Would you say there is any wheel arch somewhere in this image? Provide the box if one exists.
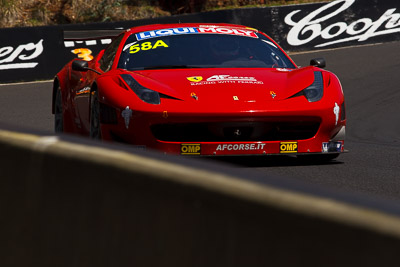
[90,82,98,93]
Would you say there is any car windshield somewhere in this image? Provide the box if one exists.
[118,28,295,70]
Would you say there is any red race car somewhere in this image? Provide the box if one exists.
[52,23,346,160]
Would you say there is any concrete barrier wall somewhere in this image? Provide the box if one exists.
[2,128,400,266]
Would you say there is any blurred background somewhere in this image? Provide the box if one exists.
[0,0,330,28]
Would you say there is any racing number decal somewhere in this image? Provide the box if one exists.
[130,40,169,54]
[181,144,201,155]
[72,48,93,61]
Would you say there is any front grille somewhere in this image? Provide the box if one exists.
[151,121,320,142]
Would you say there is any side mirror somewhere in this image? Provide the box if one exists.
[72,60,102,75]
[72,60,89,72]
[310,58,326,68]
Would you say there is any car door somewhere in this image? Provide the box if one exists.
[73,34,124,134]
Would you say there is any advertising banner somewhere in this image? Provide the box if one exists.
[266,0,400,51]
[0,27,64,83]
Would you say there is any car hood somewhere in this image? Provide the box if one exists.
[124,67,316,103]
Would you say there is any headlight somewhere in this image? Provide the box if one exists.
[303,71,324,102]
[120,74,160,104]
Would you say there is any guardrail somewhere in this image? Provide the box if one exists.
[2,127,400,266]
[1,0,399,83]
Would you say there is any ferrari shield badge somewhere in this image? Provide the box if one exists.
[187,76,203,82]
[270,91,276,99]
[121,106,133,129]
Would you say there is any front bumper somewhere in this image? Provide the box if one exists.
[101,110,346,156]
[155,138,345,156]
[99,90,346,156]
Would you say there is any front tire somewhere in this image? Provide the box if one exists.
[54,87,63,133]
[89,90,102,139]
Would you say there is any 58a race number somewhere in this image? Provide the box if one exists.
[130,40,169,54]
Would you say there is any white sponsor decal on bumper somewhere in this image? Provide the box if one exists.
[216,143,266,151]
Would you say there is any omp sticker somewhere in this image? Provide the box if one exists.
[72,48,93,61]
[136,27,258,41]
[187,76,203,82]
[181,144,201,155]
[129,40,168,54]
[280,142,298,153]
[216,143,266,151]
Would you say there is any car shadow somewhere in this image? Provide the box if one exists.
[205,155,344,168]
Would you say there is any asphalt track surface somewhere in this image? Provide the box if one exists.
[1,41,399,202]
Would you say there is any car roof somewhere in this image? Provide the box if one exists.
[125,23,259,35]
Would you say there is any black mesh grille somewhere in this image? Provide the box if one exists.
[341,102,346,121]
[151,121,320,142]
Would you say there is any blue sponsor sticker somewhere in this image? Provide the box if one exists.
[322,141,343,153]
[136,27,199,40]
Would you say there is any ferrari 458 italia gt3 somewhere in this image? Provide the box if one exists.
[53,23,346,160]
